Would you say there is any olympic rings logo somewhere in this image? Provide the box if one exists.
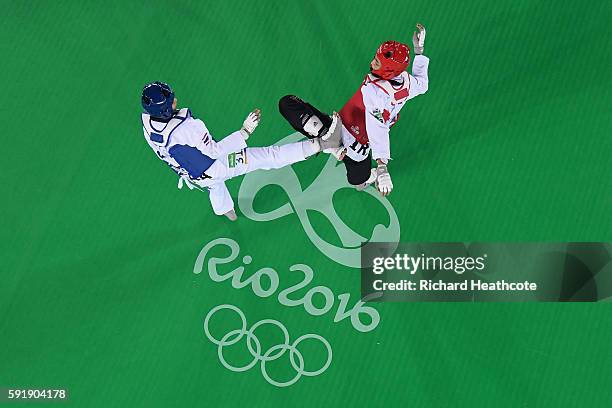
[203,304,333,387]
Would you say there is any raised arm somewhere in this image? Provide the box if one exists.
[409,23,429,97]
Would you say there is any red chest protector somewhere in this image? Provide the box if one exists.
[339,72,410,144]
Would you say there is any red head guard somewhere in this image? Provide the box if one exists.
[370,41,410,80]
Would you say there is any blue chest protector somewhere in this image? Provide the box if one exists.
[168,144,215,179]
[142,108,215,180]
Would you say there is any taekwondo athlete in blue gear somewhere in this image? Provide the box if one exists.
[140,81,343,221]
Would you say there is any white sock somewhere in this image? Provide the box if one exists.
[301,139,321,158]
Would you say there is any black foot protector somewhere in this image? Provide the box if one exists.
[278,95,333,139]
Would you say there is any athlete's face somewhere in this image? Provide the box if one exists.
[370,56,382,71]
[172,98,177,110]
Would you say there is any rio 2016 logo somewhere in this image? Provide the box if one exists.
[238,133,400,268]
[197,132,401,386]
[194,237,381,333]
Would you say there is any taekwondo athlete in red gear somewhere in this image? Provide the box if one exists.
[338,23,429,196]
[278,23,429,197]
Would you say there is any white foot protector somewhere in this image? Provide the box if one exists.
[223,209,238,221]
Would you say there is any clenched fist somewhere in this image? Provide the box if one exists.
[375,164,393,196]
